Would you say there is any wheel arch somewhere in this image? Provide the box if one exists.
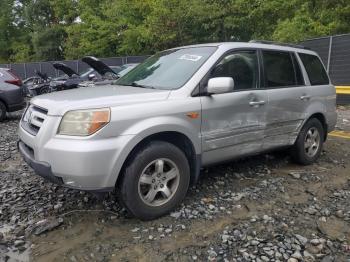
[306,112,328,141]
[115,131,201,189]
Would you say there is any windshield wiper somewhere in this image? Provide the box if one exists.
[130,82,154,89]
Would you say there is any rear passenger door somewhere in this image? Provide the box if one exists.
[261,50,307,150]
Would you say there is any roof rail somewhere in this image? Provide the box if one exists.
[249,40,310,50]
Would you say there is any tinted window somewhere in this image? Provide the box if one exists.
[262,51,297,87]
[299,53,330,85]
[210,50,258,90]
[116,47,217,90]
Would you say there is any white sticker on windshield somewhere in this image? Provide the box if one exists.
[179,54,202,62]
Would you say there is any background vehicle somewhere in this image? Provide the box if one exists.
[49,62,81,92]
[0,68,25,121]
[78,63,138,88]
[18,42,336,220]
[50,57,123,91]
[23,71,51,97]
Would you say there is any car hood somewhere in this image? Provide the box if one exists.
[31,85,171,116]
[82,56,115,76]
[53,63,78,77]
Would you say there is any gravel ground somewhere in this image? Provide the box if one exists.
[0,107,350,262]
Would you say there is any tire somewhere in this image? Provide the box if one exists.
[291,118,324,165]
[39,87,49,95]
[118,141,190,220]
[0,101,6,122]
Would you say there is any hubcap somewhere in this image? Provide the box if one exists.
[304,127,320,158]
[138,158,180,207]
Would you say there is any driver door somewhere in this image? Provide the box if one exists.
[200,50,268,165]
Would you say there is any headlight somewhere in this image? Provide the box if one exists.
[58,108,110,136]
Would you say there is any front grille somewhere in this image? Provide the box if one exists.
[21,105,48,136]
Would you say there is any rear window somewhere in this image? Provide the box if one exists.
[299,53,330,85]
[262,50,300,87]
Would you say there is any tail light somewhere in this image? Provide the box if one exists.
[5,70,22,86]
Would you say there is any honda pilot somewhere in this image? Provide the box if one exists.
[18,42,337,220]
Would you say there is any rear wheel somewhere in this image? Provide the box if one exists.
[0,101,6,122]
[118,141,190,220]
[291,118,324,165]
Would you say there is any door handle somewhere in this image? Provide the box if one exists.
[300,95,311,100]
[249,101,266,106]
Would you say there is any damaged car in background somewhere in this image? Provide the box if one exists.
[50,57,122,91]
[24,57,131,96]
[23,71,51,96]
[78,61,138,88]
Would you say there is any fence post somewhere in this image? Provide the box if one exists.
[327,36,333,73]
[24,63,27,79]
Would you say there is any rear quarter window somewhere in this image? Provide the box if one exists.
[298,53,330,85]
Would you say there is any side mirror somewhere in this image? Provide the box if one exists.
[88,73,96,81]
[207,77,234,95]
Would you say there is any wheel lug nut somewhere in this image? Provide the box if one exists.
[152,179,155,183]
[160,184,164,188]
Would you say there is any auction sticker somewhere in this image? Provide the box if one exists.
[179,54,202,62]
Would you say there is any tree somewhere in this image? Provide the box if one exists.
[0,0,16,62]
[1,0,350,62]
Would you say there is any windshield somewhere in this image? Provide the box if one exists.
[115,46,217,90]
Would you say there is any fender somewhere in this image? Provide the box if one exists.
[105,116,201,187]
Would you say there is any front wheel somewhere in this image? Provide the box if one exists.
[291,118,324,165]
[117,141,190,220]
[39,87,50,95]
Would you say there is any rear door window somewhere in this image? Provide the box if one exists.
[298,53,330,85]
[262,50,299,88]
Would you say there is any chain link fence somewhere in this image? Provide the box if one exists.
[0,56,149,80]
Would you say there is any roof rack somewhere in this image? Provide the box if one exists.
[249,40,310,50]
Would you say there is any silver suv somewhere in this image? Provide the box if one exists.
[18,42,337,220]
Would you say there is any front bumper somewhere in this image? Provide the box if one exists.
[18,140,64,185]
[18,121,134,191]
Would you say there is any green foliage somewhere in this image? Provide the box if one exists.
[1,0,350,63]
[0,0,16,62]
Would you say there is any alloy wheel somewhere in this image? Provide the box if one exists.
[304,127,321,158]
[138,158,180,207]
